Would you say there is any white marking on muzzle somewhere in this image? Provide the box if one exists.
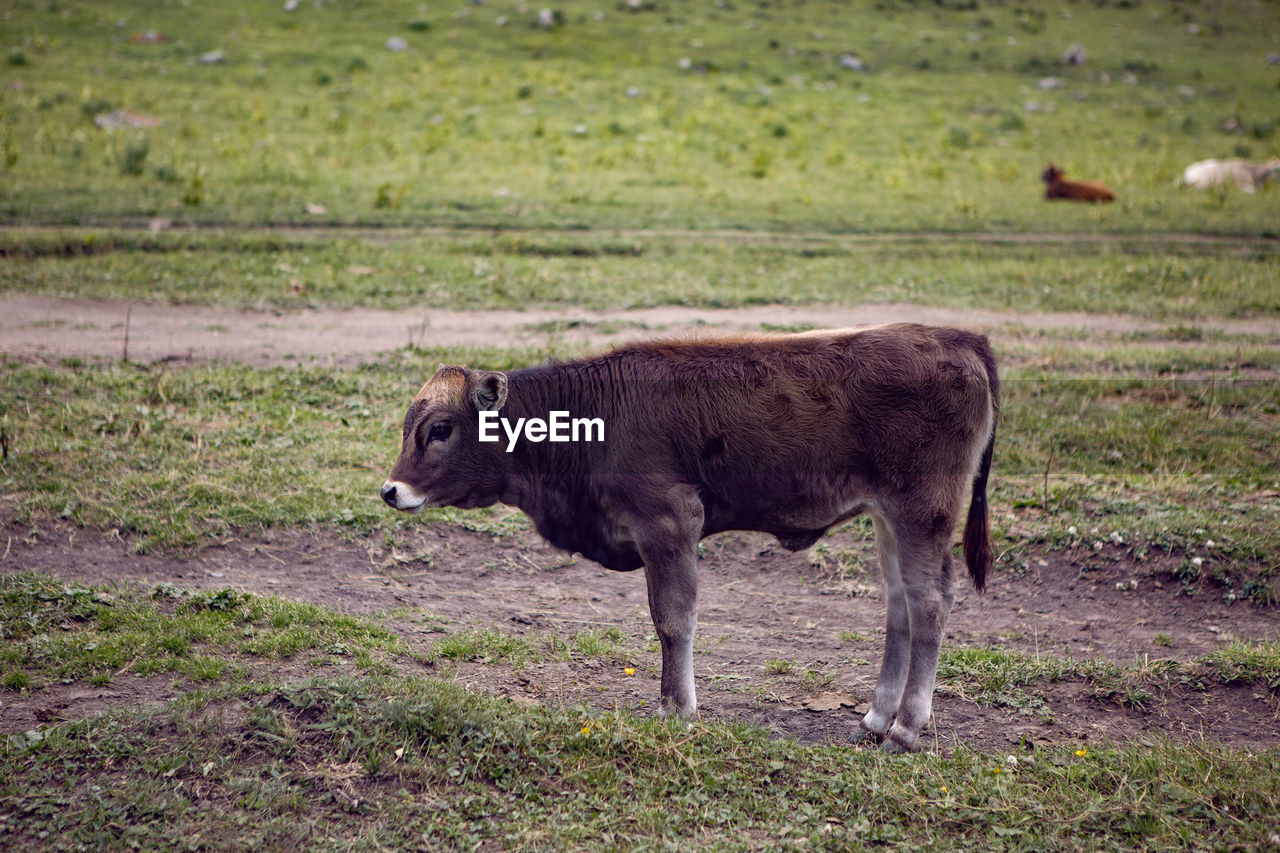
[382,480,428,513]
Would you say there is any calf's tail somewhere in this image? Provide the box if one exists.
[962,429,995,593]
[962,353,1000,593]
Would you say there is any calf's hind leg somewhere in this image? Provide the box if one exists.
[855,514,908,742]
[881,534,955,753]
[854,515,956,752]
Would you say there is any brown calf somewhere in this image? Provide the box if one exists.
[1041,163,1116,202]
[381,324,999,752]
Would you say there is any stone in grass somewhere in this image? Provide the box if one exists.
[94,110,161,130]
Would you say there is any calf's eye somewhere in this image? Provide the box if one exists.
[428,423,452,443]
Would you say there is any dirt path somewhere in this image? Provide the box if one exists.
[3,520,1278,753]
[6,295,1280,367]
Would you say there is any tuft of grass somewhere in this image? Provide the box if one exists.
[939,641,1280,714]
[572,627,626,658]
[429,625,632,668]
[432,628,543,667]
[116,137,150,177]
[798,667,836,691]
[0,573,408,691]
[1204,639,1280,690]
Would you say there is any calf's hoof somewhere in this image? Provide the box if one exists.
[879,737,912,754]
[880,726,917,753]
[656,697,696,719]
[848,725,884,747]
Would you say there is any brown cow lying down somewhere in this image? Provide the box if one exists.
[382,324,999,752]
[1041,163,1115,202]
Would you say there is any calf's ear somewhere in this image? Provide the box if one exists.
[473,371,508,411]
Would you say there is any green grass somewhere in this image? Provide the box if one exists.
[993,372,1280,600]
[937,640,1280,720]
[572,626,628,659]
[2,0,1279,234]
[3,349,1278,590]
[0,572,409,690]
[0,348,548,551]
[936,635,1280,712]
[1205,639,1280,689]
[434,627,545,667]
[1002,375,1279,486]
[3,228,1280,320]
[431,625,632,668]
[2,574,1277,850]
[1000,332,1280,375]
[2,674,1278,851]
[937,644,1227,714]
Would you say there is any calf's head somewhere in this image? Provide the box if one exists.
[380,365,508,512]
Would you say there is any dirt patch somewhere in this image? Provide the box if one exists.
[3,518,1277,753]
[0,674,184,734]
[5,295,1280,368]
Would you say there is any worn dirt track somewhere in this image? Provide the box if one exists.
[6,295,1280,368]
[3,518,1278,754]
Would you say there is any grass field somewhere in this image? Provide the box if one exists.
[3,572,1279,850]
[3,0,1279,233]
[8,669,1277,850]
[2,228,1279,318]
[3,0,1280,849]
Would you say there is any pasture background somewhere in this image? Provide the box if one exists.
[2,0,1279,232]
[3,0,1280,849]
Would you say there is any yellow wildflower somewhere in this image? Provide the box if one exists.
[624,667,635,675]
[580,724,591,735]
[1075,748,1088,757]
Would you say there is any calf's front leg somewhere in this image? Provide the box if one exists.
[640,539,700,716]
[629,486,704,717]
